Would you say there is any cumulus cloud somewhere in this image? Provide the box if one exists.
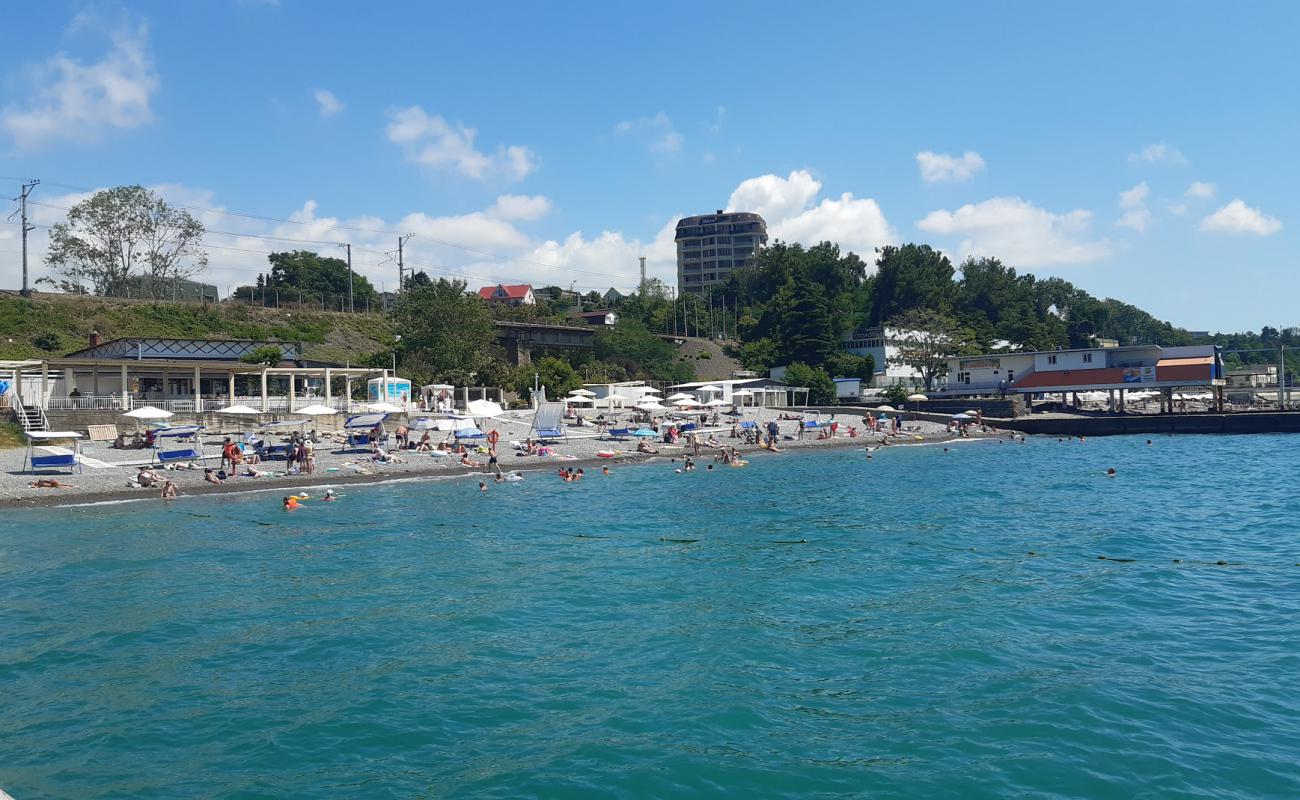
[916,150,985,183]
[1128,141,1188,166]
[1117,182,1152,233]
[1,18,158,149]
[726,170,897,259]
[312,88,343,117]
[1185,181,1216,199]
[386,105,539,181]
[1200,200,1282,236]
[487,194,552,222]
[614,111,682,154]
[916,196,1112,267]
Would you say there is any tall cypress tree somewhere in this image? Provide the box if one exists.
[778,271,836,367]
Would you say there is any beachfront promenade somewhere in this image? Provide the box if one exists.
[0,407,962,507]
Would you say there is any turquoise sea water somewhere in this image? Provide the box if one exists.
[3,434,1300,798]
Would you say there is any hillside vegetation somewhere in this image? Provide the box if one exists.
[0,293,396,364]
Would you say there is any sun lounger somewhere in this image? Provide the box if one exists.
[529,402,567,442]
[803,420,820,428]
[156,446,202,464]
[739,420,757,430]
[30,450,80,474]
[605,427,632,440]
[679,422,697,432]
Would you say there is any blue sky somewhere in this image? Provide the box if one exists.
[1,1,1296,331]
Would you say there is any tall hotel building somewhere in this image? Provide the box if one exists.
[674,210,768,294]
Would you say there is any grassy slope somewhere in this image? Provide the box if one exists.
[0,293,395,364]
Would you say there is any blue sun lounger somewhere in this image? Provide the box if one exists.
[605,427,632,441]
[152,425,206,465]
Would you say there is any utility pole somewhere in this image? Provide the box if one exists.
[339,243,353,312]
[1279,344,1287,410]
[397,233,414,293]
[8,179,38,297]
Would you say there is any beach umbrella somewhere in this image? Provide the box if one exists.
[640,386,662,394]
[703,399,729,407]
[637,401,668,412]
[567,395,595,404]
[666,392,694,401]
[408,417,440,430]
[875,405,896,412]
[672,398,697,406]
[466,399,504,418]
[697,384,722,393]
[367,402,405,413]
[568,388,597,397]
[602,393,629,409]
[907,393,928,402]
[732,389,754,396]
[952,412,972,419]
[296,404,339,416]
[123,406,173,419]
[215,404,262,416]
[632,428,657,437]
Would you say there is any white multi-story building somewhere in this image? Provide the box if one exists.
[675,210,767,294]
[839,326,924,388]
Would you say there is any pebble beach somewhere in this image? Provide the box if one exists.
[0,408,969,508]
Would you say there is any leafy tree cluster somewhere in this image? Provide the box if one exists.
[41,185,207,298]
[233,250,379,309]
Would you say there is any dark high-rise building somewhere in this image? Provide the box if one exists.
[674,210,767,294]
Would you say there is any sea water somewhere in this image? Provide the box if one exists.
[2,435,1299,798]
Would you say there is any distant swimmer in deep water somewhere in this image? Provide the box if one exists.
[322,489,337,502]
[479,481,488,492]
[1146,439,1153,445]
[1106,468,1116,477]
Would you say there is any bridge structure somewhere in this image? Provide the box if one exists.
[493,321,595,366]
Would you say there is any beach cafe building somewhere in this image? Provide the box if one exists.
[943,344,1225,410]
[0,337,392,423]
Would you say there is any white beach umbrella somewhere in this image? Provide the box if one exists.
[875,405,896,412]
[672,398,698,407]
[123,406,173,419]
[637,401,668,412]
[907,393,928,402]
[568,388,597,397]
[466,399,504,418]
[640,386,663,394]
[732,389,754,397]
[567,395,595,404]
[703,399,729,407]
[667,393,694,402]
[367,402,405,413]
[697,384,722,393]
[215,404,262,416]
[296,404,339,416]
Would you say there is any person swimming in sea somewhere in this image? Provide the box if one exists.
[283,495,300,510]
[322,489,337,502]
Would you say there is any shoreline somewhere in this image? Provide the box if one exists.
[4,427,973,511]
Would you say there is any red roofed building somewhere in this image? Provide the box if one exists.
[477,283,535,306]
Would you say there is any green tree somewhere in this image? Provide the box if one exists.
[238,345,287,365]
[41,185,207,297]
[243,250,379,309]
[594,319,695,383]
[775,271,837,366]
[393,278,504,384]
[868,244,955,324]
[782,362,836,404]
[887,308,978,391]
[513,356,581,398]
[824,351,876,380]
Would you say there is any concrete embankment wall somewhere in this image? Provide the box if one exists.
[993,412,1300,437]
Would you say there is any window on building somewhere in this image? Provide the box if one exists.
[1048,355,1057,365]
[1083,353,1093,363]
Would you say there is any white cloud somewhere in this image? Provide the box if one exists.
[1128,141,1188,166]
[487,194,552,221]
[1117,181,1152,233]
[1167,204,1188,216]
[1185,181,1216,199]
[523,220,679,287]
[312,88,343,118]
[385,105,539,181]
[1,19,158,149]
[916,150,985,183]
[726,169,897,258]
[1200,199,1282,236]
[917,196,1112,267]
[615,111,682,154]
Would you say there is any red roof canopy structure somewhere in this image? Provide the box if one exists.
[478,283,533,301]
